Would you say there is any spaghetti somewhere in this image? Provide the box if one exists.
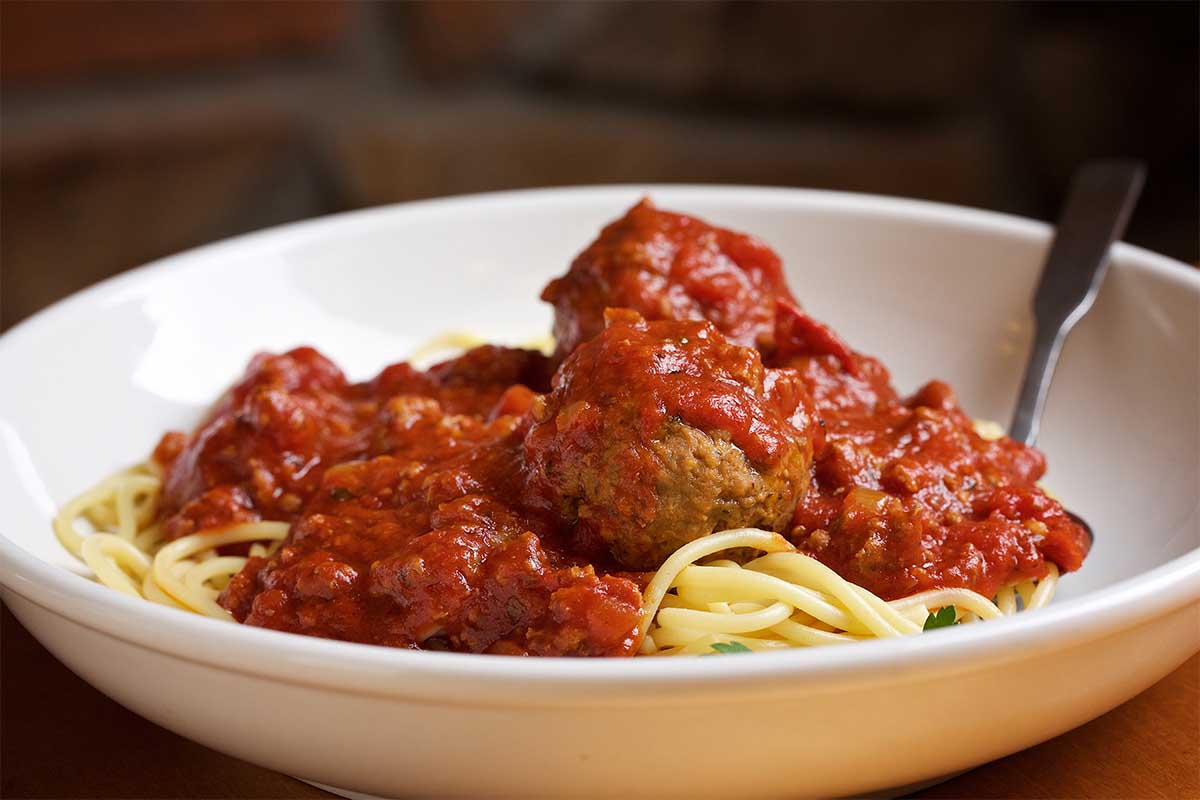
[53,463,286,620]
[54,468,1057,650]
[407,331,556,367]
[638,528,1057,655]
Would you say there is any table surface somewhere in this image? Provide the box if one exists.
[2,604,1196,799]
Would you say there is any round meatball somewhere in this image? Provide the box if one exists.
[524,310,818,570]
[541,199,796,359]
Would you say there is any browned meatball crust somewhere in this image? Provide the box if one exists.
[524,310,819,569]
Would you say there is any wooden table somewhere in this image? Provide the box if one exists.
[2,604,1196,799]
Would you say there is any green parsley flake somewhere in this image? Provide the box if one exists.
[923,606,958,631]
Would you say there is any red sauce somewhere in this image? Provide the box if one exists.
[155,346,552,538]
[541,199,796,359]
[530,308,815,466]
[184,348,641,655]
[772,298,1089,600]
[148,200,1091,655]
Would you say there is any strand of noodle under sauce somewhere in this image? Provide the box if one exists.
[639,528,1059,656]
[152,523,289,617]
[53,464,286,619]
[406,331,556,368]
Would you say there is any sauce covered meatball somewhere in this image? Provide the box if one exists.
[541,199,796,359]
[524,310,820,569]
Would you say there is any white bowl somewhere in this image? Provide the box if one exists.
[1,186,1197,800]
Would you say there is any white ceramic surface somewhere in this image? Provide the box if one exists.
[1,186,1197,800]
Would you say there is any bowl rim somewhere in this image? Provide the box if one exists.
[2,183,1198,703]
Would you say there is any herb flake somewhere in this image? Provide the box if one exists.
[709,641,753,655]
[923,606,958,631]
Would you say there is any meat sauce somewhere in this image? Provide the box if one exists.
[158,345,643,655]
[150,201,1091,655]
[541,199,797,358]
[765,299,1088,600]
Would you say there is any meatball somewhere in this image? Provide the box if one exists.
[541,199,796,359]
[524,310,818,570]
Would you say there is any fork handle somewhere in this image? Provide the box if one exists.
[1009,161,1145,446]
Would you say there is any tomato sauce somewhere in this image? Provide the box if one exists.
[541,199,796,358]
[149,201,1091,655]
[158,345,642,655]
[783,350,1087,600]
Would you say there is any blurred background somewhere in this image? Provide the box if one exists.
[2,0,1197,332]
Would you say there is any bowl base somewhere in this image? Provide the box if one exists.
[299,771,968,800]
[300,780,385,800]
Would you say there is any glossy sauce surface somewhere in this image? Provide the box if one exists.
[541,199,796,357]
[168,346,643,655]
